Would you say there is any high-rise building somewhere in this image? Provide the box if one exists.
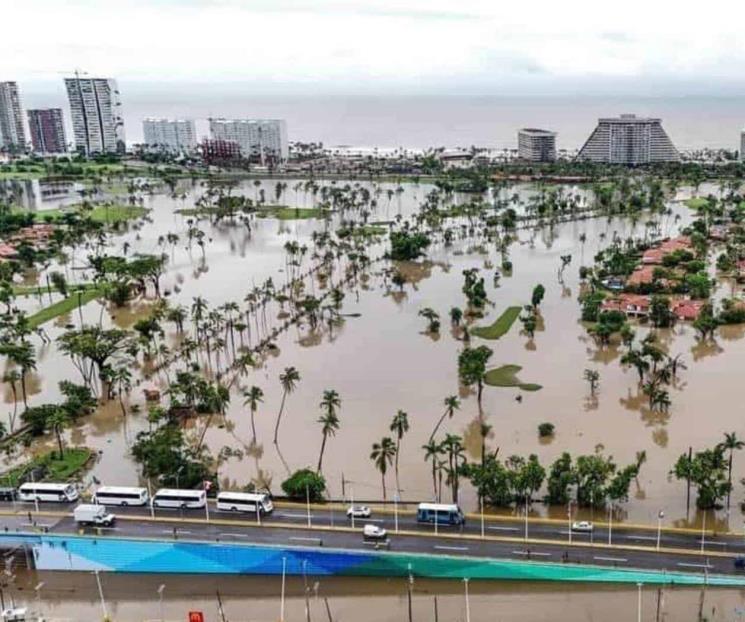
[142,118,196,153]
[740,130,745,162]
[201,139,242,164]
[27,108,67,154]
[64,76,125,155]
[517,128,557,162]
[0,81,27,151]
[209,118,288,162]
[577,114,679,164]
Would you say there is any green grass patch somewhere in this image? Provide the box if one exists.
[27,287,103,328]
[13,282,96,298]
[1,447,93,484]
[484,364,542,391]
[471,306,522,340]
[256,206,326,220]
[685,197,709,210]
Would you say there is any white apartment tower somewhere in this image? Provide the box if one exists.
[142,118,196,152]
[209,118,288,162]
[64,76,125,155]
[518,128,557,162]
[0,81,27,151]
[577,114,679,164]
[740,129,745,162]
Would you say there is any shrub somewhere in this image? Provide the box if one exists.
[538,423,555,438]
[281,469,326,501]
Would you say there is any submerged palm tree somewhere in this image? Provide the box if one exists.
[422,439,443,499]
[720,432,744,508]
[243,385,264,443]
[274,367,300,444]
[429,395,460,443]
[317,389,341,472]
[390,410,409,497]
[370,437,397,500]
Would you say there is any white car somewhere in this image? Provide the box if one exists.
[347,505,371,519]
[571,521,594,533]
[363,524,387,540]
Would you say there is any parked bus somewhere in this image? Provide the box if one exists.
[93,486,149,507]
[216,491,273,514]
[416,503,465,526]
[18,482,79,503]
[151,488,207,509]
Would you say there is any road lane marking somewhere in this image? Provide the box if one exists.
[160,529,192,534]
[677,562,713,569]
[594,556,628,563]
[220,533,250,538]
[289,536,323,543]
[624,535,657,541]
[277,512,313,519]
[489,526,519,532]
[698,540,727,547]
[434,545,469,552]
[511,550,551,557]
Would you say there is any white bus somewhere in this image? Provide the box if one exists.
[416,502,465,526]
[216,491,273,514]
[152,488,207,509]
[93,486,149,507]
[18,482,79,503]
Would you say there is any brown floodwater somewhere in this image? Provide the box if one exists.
[3,178,744,533]
[3,569,745,622]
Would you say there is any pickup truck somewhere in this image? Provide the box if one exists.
[74,504,116,527]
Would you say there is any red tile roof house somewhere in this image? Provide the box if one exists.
[627,265,658,286]
[10,224,56,246]
[641,236,692,264]
[671,298,706,321]
[601,293,651,317]
[0,243,18,261]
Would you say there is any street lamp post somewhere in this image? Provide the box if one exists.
[157,583,165,622]
[94,570,109,621]
[701,511,707,554]
[567,501,574,545]
[34,581,44,619]
[656,510,665,551]
[280,556,287,622]
[524,494,529,542]
[608,502,613,546]
[463,578,471,622]
[637,582,643,622]
[394,494,399,534]
[480,495,485,539]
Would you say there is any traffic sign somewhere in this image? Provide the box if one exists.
[188,612,204,622]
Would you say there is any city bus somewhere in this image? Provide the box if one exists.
[416,503,465,526]
[216,491,273,514]
[151,488,207,509]
[17,482,79,503]
[93,486,149,507]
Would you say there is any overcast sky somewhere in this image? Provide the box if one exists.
[4,0,745,95]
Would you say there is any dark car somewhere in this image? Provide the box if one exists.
[734,556,745,570]
[0,487,16,502]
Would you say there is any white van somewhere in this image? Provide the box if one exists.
[216,491,273,514]
[93,486,149,507]
[18,482,79,503]
[152,488,207,509]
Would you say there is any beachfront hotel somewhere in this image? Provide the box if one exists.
[209,118,288,162]
[0,81,27,151]
[27,108,67,154]
[142,118,197,153]
[517,128,557,162]
[577,114,679,164]
[64,76,125,155]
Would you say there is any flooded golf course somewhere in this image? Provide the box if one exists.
[2,175,744,531]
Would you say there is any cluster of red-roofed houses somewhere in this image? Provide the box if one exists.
[601,235,707,321]
[0,223,56,261]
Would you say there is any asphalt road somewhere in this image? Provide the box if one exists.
[1,500,744,576]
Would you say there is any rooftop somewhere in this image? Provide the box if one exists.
[519,128,556,136]
[598,114,662,124]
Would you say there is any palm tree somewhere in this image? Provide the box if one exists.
[110,366,132,417]
[274,366,300,444]
[243,385,264,443]
[390,410,409,496]
[442,434,465,503]
[48,408,70,458]
[370,437,396,500]
[422,439,442,498]
[583,369,600,395]
[2,370,20,431]
[317,390,341,472]
[429,395,460,443]
[720,432,744,508]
